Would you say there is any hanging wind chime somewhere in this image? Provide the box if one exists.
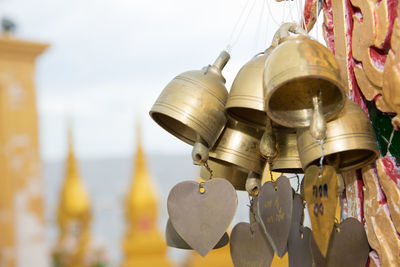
[149,9,379,265]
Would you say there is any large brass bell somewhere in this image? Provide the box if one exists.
[199,159,248,191]
[264,23,345,128]
[150,51,230,149]
[297,99,380,172]
[225,47,274,127]
[271,126,303,174]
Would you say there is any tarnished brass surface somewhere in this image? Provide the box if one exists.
[271,127,303,174]
[209,119,265,174]
[264,34,345,128]
[150,51,230,147]
[297,100,379,171]
[199,159,248,191]
[226,48,273,127]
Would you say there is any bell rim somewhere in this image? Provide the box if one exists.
[150,102,226,147]
[211,145,265,174]
[265,72,346,128]
[297,134,380,171]
[225,105,267,128]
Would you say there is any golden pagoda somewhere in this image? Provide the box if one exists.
[54,126,92,267]
[121,126,173,267]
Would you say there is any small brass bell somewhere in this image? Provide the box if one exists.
[226,47,274,127]
[271,126,303,173]
[297,99,380,172]
[150,51,230,149]
[264,23,345,128]
[208,118,265,191]
[199,159,248,191]
[210,119,265,174]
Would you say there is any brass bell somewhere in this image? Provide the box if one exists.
[203,119,265,190]
[264,23,346,128]
[225,47,274,127]
[199,159,248,191]
[297,99,380,172]
[210,119,265,174]
[271,126,303,174]
[150,51,230,149]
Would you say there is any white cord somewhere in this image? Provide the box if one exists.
[253,0,266,51]
[229,0,257,51]
[226,0,251,52]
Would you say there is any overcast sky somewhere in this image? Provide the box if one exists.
[0,0,322,161]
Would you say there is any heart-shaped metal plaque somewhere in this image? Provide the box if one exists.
[288,194,312,267]
[310,217,369,267]
[167,178,237,256]
[165,218,229,249]
[257,175,293,257]
[230,222,274,267]
[304,165,337,257]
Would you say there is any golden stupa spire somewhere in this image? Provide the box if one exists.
[121,122,173,267]
[125,123,158,225]
[57,123,91,224]
[54,123,91,267]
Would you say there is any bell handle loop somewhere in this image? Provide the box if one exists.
[271,22,307,47]
[251,51,265,60]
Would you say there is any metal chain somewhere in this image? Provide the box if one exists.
[204,160,213,179]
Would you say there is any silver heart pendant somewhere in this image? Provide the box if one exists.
[287,194,312,267]
[230,222,274,267]
[165,218,229,250]
[310,217,369,267]
[167,178,237,256]
[257,175,293,257]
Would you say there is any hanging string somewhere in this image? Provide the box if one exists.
[264,0,271,47]
[266,0,282,27]
[281,0,287,25]
[315,0,319,41]
[227,0,251,52]
[253,0,266,51]
[299,0,307,32]
[371,119,400,156]
[288,0,295,23]
[386,127,396,155]
[227,0,257,52]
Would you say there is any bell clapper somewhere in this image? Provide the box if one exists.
[337,174,345,195]
[310,95,327,141]
[192,136,209,166]
[260,119,277,159]
[245,172,261,197]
